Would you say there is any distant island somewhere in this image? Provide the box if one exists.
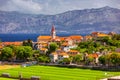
[0,6,120,34]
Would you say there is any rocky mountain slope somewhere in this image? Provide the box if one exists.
[0,6,120,34]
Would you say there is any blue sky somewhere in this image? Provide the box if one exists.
[0,0,120,14]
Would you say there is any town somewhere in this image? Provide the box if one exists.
[0,25,120,68]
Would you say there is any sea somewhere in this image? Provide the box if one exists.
[0,34,87,42]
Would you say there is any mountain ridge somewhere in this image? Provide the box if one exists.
[0,6,120,34]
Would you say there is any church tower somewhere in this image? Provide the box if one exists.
[51,25,56,39]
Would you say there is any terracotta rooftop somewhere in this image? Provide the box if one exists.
[59,52,68,56]
[2,42,22,46]
[69,35,83,40]
[69,50,79,53]
[88,53,98,58]
[38,36,51,40]
[40,48,48,51]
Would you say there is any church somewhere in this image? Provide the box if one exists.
[37,25,83,62]
[37,25,83,49]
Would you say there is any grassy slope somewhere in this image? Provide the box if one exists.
[0,65,120,80]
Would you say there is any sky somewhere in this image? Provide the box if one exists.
[0,0,120,15]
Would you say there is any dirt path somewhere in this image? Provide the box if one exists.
[0,65,20,70]
[101,76,120,80]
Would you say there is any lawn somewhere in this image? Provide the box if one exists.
[0,65,120,80]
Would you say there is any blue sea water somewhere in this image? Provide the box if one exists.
[0,34,86,42]
[0,34,40,42]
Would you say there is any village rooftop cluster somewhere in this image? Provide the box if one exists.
[0,25,120,66]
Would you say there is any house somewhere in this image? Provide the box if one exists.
[0,45,3,50]
[83,35,93,41]
[91,32,110,38]
[67,50,80,56]
[50,48,69,63]
[37,42,48,49]
[2,42,22,46]
[49,52,58,63]
[88,53,99,64]
[58,52,69,61]
[69,35,83,43]
[37,36,51,43]
[108,32,116,36]
[39,48,48,54]
[63,47,70,52]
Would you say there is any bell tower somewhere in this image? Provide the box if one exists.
[51,25,56,39]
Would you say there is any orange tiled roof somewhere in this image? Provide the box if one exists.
[40,48,47,51]
[97,34,109,37]
[2,42,22,46]
[59,37,67,41]
[88,53,98,58]
[54,38,61,41]
[59,52,68,56]
[69,50,79,53]
[51,52,57,55]
[84,35,93,39]
[69,35,83,40]
[0,46,3,49]
[62,42,69,46]
[38,36,51,40]
[91,32,100,35]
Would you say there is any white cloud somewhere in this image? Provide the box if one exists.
[0,0,120,14]
[0,0,42,14]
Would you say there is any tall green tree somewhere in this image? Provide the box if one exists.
[15,46,33,61]
[0,47,13,61]
[109,52,120,66]
[48,42,58,54]
[73,54,83,64]
[98,55,106,65]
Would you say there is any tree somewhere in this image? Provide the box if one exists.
[38,55,50,63]
[15,46,33,61]
[98,55,106,65]
[73,54,83,64]
[23,39,33,48]
[112,34,120,40]
[85,56,94,65]
[15,46,25,60]
[48,42,58,54]
[24,46,33,59]
[0,47,13,61]
[62,58,70,64]
[109,52,120,66]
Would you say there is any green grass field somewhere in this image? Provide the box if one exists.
[0,65,120,80]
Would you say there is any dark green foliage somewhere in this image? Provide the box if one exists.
[112,34,120,40]
[75,35,120,54]
[59,58,70,64]
[98,55,106,65]
[23,39,33,48]
[0,47,13,61]
[99,52,120,66]
[72,54,83,64]
[109,52,120,65]
[38,55,50,63]
[15,46,33,61]
[47,42,58,54]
